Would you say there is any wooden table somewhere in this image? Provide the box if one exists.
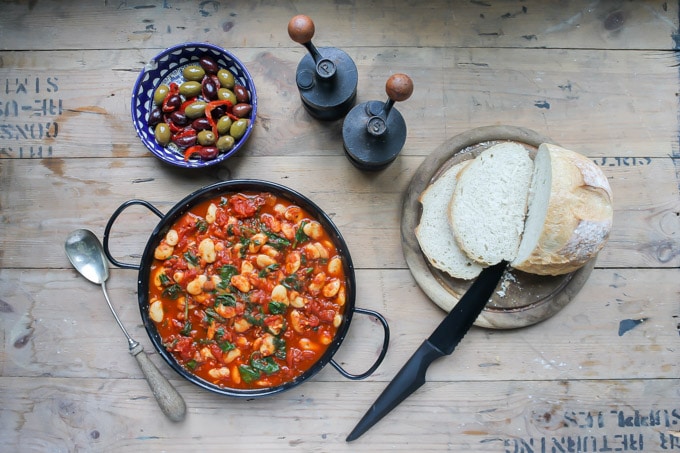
[2,1,679,451]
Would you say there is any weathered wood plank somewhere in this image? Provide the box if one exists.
[1,376,677,452]
[0,0,676,51]
[2,268,678,382]
[1,154,678,270]
[1,47,677,160]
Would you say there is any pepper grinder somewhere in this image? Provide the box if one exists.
[342,73,413,171]
[288,15,358,121]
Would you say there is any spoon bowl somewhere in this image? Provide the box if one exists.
[65,228,186,422]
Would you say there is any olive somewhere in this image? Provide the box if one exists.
[148,108,163,127]
[192,117,212,131]
[174,132,197,148]
[163,94,182,112]
[217,69,235,89]
[183,65,206,81]
[199,56,219,75]
[198,146,219,160]
[184,101,207,119]
[197,130,216,146]
[216,116,233,135]
[179,81,202,98]
[232,103,252,118]
[216,135,235,151]
[217,88,237,106]
[169,110,189,127]
[202,77,219,101]
[154,122,171,146]
[230,118,249,140]
[153,84,170,105]
[234,85,249,103]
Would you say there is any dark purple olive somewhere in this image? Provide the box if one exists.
[169,110,189,127]
[163,94,182,112]
[148,108,163,127]
[174,133,197,148]
[202,76,220,101]
[232,103,252,118]
[192,117,212,131]
[197,146,219,160]
[234,85,249,103]
[210,105,226,121]
[199,56,219,75]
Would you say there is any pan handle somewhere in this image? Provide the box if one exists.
[329,307,390,380]
[103,199,164,270]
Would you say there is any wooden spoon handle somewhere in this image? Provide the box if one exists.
[130,343,187,422]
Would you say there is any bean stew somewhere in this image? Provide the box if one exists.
[147,191,348,390]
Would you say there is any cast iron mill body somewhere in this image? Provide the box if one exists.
[342,73,414,171]
[288,15,358,121]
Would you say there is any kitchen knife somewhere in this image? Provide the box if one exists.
[346,261,508,442]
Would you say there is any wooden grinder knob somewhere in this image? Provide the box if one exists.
[385,73,413,103]
[288,15,315,44]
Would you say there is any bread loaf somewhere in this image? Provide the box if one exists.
[415,162,485,279]
[511,143,613,275]
[448,142,534,266]
[415,141,613,280]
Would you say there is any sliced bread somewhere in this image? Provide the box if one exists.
[448,142,534,266]
[511,143,613,275]
[415,162,485,279]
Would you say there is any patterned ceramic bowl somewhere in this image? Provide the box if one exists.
[131,42,257,168]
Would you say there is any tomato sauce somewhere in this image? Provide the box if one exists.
[147,191,347,390]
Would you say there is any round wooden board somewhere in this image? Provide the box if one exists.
[401,125,596,329]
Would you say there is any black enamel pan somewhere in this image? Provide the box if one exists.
[102,179,389,397]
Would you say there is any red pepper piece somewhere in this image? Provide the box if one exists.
[183,145,204,161]
[161,83,181,113]
[204,100,235,137]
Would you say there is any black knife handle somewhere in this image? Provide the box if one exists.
[346,340,444,441]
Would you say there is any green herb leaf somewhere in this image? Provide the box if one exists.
[184,251,199,267]
[180,321,192,336]
[294,220,309,247]
[196,218,208,233]
[268,301,288,315]
[205,307,229,324]
[258,263,280,278]
[158,272,171,286]
[264,230,291,250]
[238,364,261,383]
[216,294,236,307]
[219,340,236,353]
[251,356,280,375]
[162,283,183,300]
[186,359,198,370]
[281,275,301,291]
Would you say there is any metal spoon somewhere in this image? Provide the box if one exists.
[65,228,187,422]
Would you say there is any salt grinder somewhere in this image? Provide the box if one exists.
[342,73,413,171]
[288,15,358,121]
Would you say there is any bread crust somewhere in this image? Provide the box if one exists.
[511,143,613,275]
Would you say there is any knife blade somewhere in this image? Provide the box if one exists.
[346,261,508,442]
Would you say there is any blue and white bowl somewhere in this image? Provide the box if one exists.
[131,42,257,168]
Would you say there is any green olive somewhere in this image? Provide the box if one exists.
[153,84,170,105]
[154,122,171,146]
[179,81,202,98]
[184,101,207,119]
[217,88,237,106]
[217,69,235,89]
[197,130,216,146]
[216,135,235,151]
[230,118,249,140]
[183,65,205,81]
[216,116,233,135]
